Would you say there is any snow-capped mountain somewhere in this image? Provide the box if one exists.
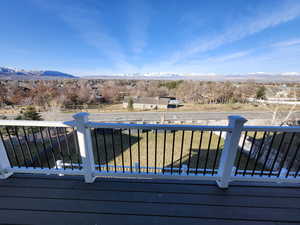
[0,67,76,80]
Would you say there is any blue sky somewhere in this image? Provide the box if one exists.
[1,0,300,76]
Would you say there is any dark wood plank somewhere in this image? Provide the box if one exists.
[1,196,300,222]
[12,173,300,188]
[0,209,292,225]
[0,186,299,209]
[2,176,300,198]
[1,174,300,224]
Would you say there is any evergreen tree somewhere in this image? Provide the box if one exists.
[127,98,134,111]
[256,86,266,99]
[16,106,42,120]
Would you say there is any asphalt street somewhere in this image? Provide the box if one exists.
[39,111,300,122]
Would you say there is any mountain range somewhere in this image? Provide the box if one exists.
[1,66,300,82]
[0,67,76,80]
[83,72,300,82]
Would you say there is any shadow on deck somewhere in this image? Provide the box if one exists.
[0,174,300,225]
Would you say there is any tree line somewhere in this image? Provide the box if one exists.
[0,79,293,109]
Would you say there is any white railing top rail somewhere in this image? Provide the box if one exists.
[243,125,300,132]
[0,119,75,128]
[86,121,231,131]
[1,119,300,133]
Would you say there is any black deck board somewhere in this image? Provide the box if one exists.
[0,174,300,225]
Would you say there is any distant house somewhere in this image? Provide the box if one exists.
[123,96,179,110]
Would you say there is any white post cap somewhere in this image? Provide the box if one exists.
[73,112,90,120]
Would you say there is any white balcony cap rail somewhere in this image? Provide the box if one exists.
[0,119,75,128]
[87,121,231,131]
[243,125,300,132]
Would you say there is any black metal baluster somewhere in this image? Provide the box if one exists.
[119,129,125,173]
[14,127,28,168]
[195,131,203,175]
[93,129,101,171]
[72,128,81,169]
[63,128,73,170]
[286,141,300,177]
[55,127,65,169]
[170,131,175,174]
[203,131,213,176]
[277,132,295,177]
[146,130,149,173]
[154,129,157,174]
[102,129,109,172]
[179,130,185,174]
[251,131,267,176]
[212,131,222,176]
[187,131,194,175]
[242,131,257,176]
[260,132,277,176]
[129,129,133,173]
[268,132,286,177]
[22,127,34,168]
[0,129,13,167]
[31,127,42,168]
[5,127,20,168]
[137,129,141,173]
[162,130,166,174]
[39,127,51,169]
[47,128,58,169]
[235,131,248,176]
[294,160,300,178]
[111,129,117,172]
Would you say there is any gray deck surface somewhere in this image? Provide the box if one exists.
[0,174,300,225]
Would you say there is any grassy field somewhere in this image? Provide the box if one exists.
[3,102,300,116]
[61,103,300,113]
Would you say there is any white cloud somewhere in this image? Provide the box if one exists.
[280,72,300,76]
[207,50,253,63]
[127,0,151,54]
[161,1,300,66]
[272,39,300,48]
[34,0,138,73]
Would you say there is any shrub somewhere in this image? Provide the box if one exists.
[127,98,134,111]
[16,106,42,121]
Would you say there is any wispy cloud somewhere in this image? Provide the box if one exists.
[161,1,300,66]
[272,38,300,48]
[34,0,137,72]
[207,50,253,63]
[127,0,151,54]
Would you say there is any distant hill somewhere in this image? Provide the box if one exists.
[0,67,77,80]
[83,72,300,82]
[2,66,300,82]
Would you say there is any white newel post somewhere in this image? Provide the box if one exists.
[217,115,247,189]
[73,112,96,183]
[0,137,13,179]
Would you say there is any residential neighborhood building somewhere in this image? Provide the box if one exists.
[123,96,179,110]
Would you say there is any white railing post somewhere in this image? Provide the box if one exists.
[181,164,188,175]
[73,112,96,183]
[0,137,13,179]
[217,115,247,189]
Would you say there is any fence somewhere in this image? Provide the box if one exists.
[0,112,300,188]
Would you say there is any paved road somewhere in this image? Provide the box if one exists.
[39,111,300,122]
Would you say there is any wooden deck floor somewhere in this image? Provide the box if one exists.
[0,174,300,225]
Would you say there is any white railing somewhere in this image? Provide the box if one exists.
[0,112,300,189]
